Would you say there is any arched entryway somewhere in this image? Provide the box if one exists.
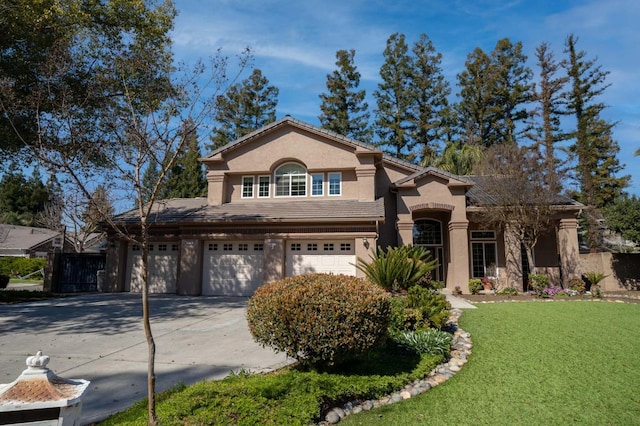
[413,219,446,282]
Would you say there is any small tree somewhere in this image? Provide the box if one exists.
[472,144,561,283]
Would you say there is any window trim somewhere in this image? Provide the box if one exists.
[241,176,254,199]
[258,175,270,198]
[328,172,342,196]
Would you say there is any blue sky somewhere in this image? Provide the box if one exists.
[171,0,639,195]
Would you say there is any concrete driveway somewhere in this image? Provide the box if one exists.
[0,293,291,424]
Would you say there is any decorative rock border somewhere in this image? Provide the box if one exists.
[320,308,471,425]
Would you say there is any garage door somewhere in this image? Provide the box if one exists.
[202,241,265,296]
[126,243,178,293]
[286,240,356,276]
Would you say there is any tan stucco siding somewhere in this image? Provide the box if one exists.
[215,128,361,172]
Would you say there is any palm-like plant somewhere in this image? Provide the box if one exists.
[355,245,438,291]
[583,271,608,286]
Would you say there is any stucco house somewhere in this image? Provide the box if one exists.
[104,116,582,295]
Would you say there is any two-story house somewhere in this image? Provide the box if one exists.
[104,116,582,295]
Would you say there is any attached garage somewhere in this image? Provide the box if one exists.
[286,240,356,276]
[202,241,265,296]
[126,243,179,293]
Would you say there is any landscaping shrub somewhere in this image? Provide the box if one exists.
[0,257,46,277]
[568,278,586,294]
[388,286,450,333]
[468,278,483,295]
[0,274,9,289]
[247,274,390,368]
[392,330,453,356]
[496,286,518,295]
[355,245,438,291]
[528,273,550,297]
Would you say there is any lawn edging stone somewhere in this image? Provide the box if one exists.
[320,308,471,425]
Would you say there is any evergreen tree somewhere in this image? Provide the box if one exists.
[454,47,493,146]
[527,42,569,194]
[374,33,415,159]
[82,185,114,232]
[163,122,207,198]
[408,34,451,165]
[455,39,532,147]
[564,34,629,249]
[434,141,484,176]
[319,49,372,142]
[0,166,52,226]
[141,160,162,204]
[208,69,278,150]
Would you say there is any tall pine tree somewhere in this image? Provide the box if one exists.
[208,69,278,150]
[374,33,415,159]
[318,49,372,142]
[455,39,532,147]
[163,123,207,199]
[527,42,569,195]
[564,34,629,249]
[408,34,451,165]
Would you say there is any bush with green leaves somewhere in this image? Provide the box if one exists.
[583,271,608,286]
[392,330,453,356]
[355,245,438,291]
[246,273,390,368]
[528,273,550,297]
[388,286,451,333]
[568,278,586,294]
[468,278,483,295]
[496,286,518,295]
[0,257,46,277]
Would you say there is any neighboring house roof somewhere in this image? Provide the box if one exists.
[113,198,386,225]
[201,115,423,174]
[465,175,582,208]
[0,224,61,256]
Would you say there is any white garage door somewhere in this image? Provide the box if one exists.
[202,241,265,296]
[126,243,178,293]
[286,240,356,276]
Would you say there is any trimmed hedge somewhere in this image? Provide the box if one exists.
[247,273,390,368]
[0,257,46,277]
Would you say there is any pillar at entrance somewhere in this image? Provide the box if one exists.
[558,218,580,286]
[448,221,469,292]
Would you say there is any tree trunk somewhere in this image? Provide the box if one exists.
[140,241,157,425]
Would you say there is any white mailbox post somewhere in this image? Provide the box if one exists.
[0,351,90,425]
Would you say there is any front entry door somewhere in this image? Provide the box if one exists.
[413,219,446,283]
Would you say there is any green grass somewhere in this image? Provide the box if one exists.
[8,278,43,284]
[100,343,445,425]
[342,301,640,425]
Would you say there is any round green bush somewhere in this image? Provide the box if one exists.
[468,279,483,295]
[247,273,390,367]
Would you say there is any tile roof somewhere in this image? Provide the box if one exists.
[465,175,580,207]
[392,166,474,187]
[113,198,386,225]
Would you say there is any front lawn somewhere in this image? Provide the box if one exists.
[343,301,640,425]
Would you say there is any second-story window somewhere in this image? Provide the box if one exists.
[275,163,306,197]
[328,172,341,196]
[242,176,254,198]
[311,173,324,196]
[258,176,270,198]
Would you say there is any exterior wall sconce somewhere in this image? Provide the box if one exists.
[268,241,277,249]
[363,236,369,249]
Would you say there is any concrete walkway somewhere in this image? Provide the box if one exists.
[0,294,291,425]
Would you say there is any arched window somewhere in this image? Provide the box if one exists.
[275,163,307,197]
